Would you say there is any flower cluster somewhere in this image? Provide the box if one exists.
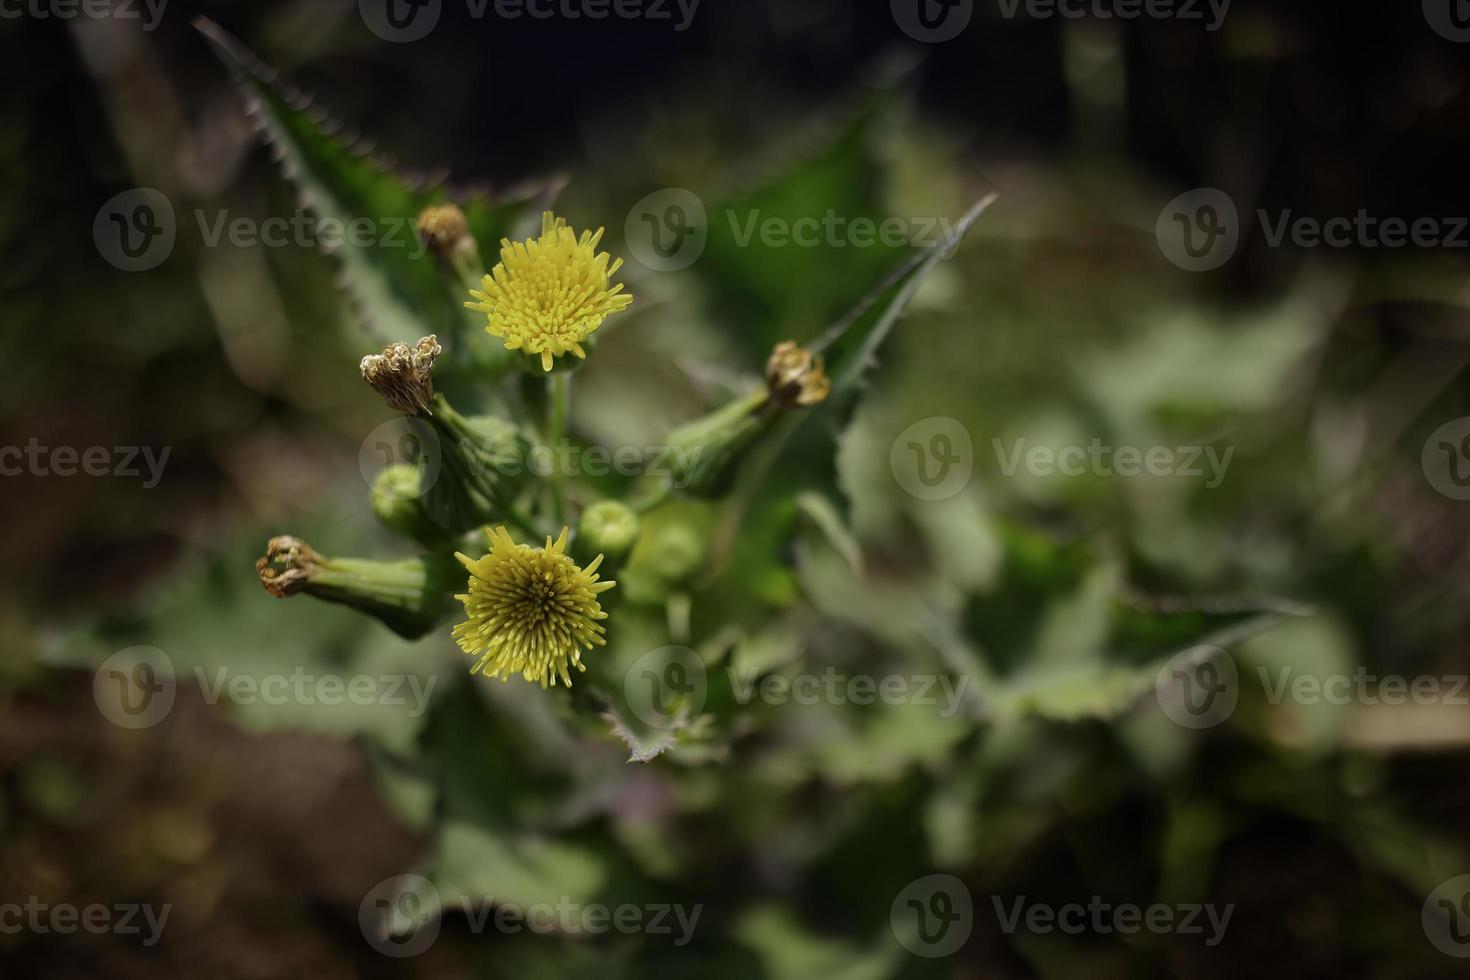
[259,208,830,690]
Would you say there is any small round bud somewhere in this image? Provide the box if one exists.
[417,204,473,257]
[647,522,706,583]
[579,500,640,558]
[371,465,446,544]
[765,340,831,408]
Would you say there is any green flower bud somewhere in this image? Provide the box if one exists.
[371,465,449,547]
[645,522,706,583]
[578,500,640,559]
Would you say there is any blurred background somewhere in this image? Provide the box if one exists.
[5,0,1470,976]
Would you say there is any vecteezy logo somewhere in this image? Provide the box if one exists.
[890,417,974,501]
[1422,418,1470,501]
[360,0,442,42]
[624,646,707,729]
[1155,645,1238,730]
[1424,875,1470,957]
[93,647,176,729]
[360,874,441,957]
[1155,188,1239,272]
[94,189,175,272]
[891,0,973,42]
[890,874,973,957]
[1425,0,1470,41]
[358,417,442,499]
[625,189,707,271]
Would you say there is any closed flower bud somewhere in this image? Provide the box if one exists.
[578,500,640,559]
[416,204,473,258]
[371,465,449,546]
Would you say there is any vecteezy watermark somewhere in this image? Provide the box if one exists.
[1155,645,1238,730]
[94,189,430,272]
[624,646,708,730]
[1424,875,1470,958]
[358,416,707,497]
[724,211,963,253]
[0,898,170,947]
[359,0,699,43]
[1424,0,1470,43]
[993,0,1230,30]
[361,875,441,957]
[0,440,170,488]
[1257,667,1470,707]
[890,874,973,957]
[623,189,966,272]
[1158,188,1470,271]
[92,648,437,728]
[192,210,427,258]
[359,417,444,500]
[891,0,974,43]
[728,668,973,719]
[195,668,438,718]
[625,188,708,272]
[1155,188,1240,272]
[93,647,176,730]
[0,0,167,30]
[94,188,175,272]
[993,438,1235,488]
[991,895,1233,946]
[1422,417,1470,501]
[1157,650,1470,727]
[359,875,701,957]
[1256,211,1470,250]
[890,417,975,501]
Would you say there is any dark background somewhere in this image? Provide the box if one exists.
[4,1,1470,978]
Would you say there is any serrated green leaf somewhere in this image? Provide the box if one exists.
[195,18,548,354]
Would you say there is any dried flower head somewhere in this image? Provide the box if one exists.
[452,526,616,688]
[417,204,473,257]
[765,340,831,408]
[360,335,442,415]
[465,211,633,372]
[256,535,320,597]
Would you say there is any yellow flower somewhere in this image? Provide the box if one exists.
[452,526,616,687]
[465,211,634,372]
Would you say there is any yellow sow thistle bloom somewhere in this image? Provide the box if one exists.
[452,526,616,688]
[465,211,634,372]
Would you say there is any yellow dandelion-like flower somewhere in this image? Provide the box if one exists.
[452,526,616,688]
[465,211,634,372]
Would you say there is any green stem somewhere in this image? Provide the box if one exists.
[429,396,541,539]
[258,539,458,640]
[548,372,570,529]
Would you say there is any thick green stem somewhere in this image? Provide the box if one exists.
[548,372,570,529]
[257,538,459,639]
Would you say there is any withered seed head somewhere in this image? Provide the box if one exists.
[360,335,442,415]
[765,341,831,409]
[256,535,320,597]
